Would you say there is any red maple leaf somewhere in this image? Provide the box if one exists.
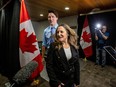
[20,29,38,53]
[82,31,92,43]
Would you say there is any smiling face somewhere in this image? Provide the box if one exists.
[56,26,68,43]
[48,13,58,26]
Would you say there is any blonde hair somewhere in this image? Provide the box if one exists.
[54,24,79,50]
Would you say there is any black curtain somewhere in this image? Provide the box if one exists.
[0,0,20,79]
[78,11,116,65]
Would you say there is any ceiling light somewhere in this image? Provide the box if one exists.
[65,7,69,10]
[40,14,43,17]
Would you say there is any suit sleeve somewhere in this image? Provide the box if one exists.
[45,43,61,87]
[74,50,80,85]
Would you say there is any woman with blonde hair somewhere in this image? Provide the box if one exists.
[45,24,80,87]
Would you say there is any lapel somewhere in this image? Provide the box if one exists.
[57,45,76,64]
[58,47,68,64]
[70,45,77,58]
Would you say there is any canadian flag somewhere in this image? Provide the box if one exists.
[80,16,93,57]
[19,0,43,80]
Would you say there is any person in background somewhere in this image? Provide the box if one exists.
[95,25,110,67]
[42,10,58,60]
[46,24,80,87]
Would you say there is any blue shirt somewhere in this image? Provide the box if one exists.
[42,24,58,49]
[96,31,110,48]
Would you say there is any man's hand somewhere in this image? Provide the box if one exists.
[95,35,98,40]
[42,46,45,58]
[98,29,108,40]
[98,29,102,34]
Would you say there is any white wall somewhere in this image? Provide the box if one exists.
[32,15,78,41]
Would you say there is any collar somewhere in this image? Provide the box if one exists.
[50,23,58,29]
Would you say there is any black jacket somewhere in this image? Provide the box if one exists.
[45,43,80,87]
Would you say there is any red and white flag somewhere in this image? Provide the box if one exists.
[80,16,93,57]
[19,0,43,80]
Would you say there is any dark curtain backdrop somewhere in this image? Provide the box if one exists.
[78,11,116,65]
[0,0,20,79]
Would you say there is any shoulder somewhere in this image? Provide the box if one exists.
[49,42,57,49]
[49,42,61,51]
[70,45,78,52]
[51,42,59,47]
[44,26,50,32]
